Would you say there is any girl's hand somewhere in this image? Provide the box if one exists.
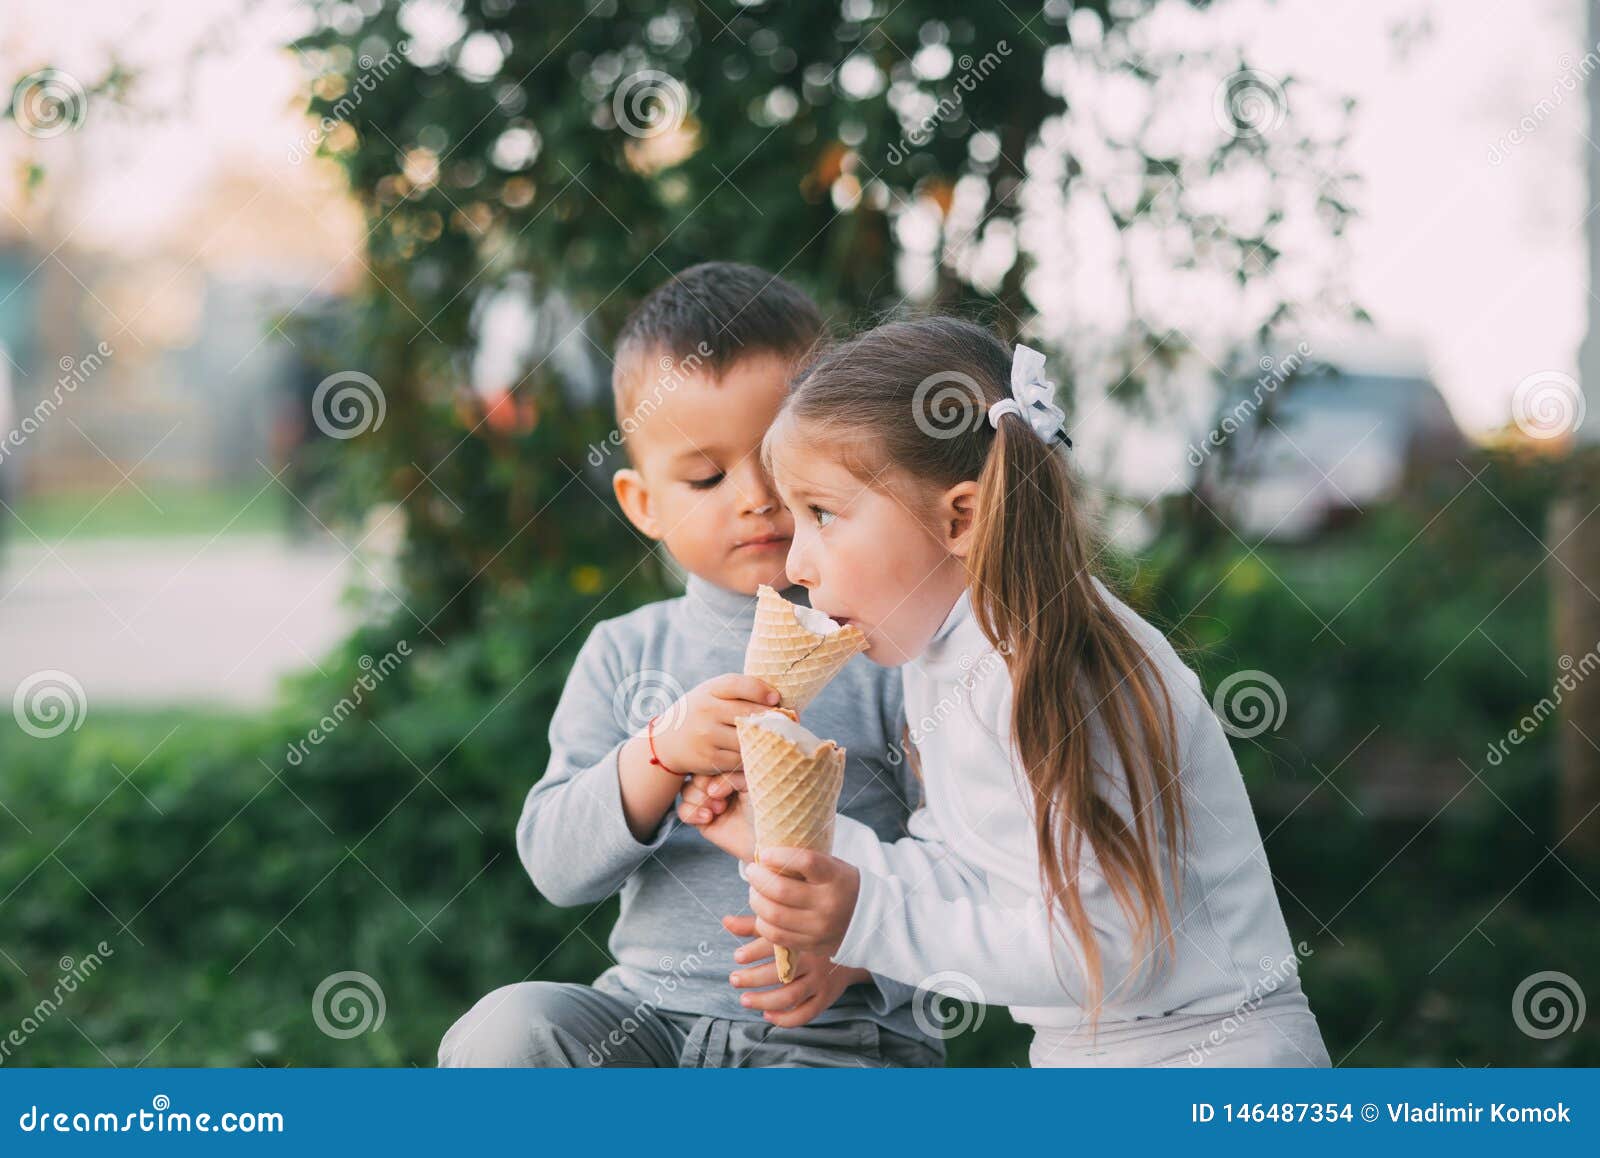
[678,772,754,862]
[744,848,860,959]
[721,914,869,1028]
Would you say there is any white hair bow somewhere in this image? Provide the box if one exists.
[987,344,1070,447]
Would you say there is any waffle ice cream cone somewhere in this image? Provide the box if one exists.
[744,585,867,714]
[736,710,847,983]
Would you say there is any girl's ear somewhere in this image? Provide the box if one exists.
[613,468,663,540]
[939,480,981,557]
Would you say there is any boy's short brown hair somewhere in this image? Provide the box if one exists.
[612,262,824,419]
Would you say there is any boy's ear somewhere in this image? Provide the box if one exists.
[941,480,980,557]
[613,468,663,541]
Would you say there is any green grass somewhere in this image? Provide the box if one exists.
[2,483,287,542]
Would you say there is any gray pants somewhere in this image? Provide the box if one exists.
[438,982,943,1068]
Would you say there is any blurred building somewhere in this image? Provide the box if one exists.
[1195,335,1468,542]
[0,149,362,506]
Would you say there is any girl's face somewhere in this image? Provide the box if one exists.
[768,432,969,666]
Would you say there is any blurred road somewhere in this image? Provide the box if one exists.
[0,534,366,708]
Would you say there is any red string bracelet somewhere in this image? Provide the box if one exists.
[646,714,684,777]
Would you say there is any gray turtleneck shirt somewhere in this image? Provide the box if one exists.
[516,573,936,1050]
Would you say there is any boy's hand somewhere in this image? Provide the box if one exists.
[678,771,755,861]
[744,848,861,960]
[721,914,869,1028]
[651,675,778,777]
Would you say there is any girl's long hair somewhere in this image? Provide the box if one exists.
[773,317,1188,1021]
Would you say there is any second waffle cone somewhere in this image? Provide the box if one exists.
[736,710,847,983]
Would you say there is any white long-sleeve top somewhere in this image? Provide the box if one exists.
[829,580,1304,1031]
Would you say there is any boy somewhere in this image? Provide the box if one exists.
[437,263,940,1067]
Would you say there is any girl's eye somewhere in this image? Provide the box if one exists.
[686,473,725,491]
[810,505,836,528]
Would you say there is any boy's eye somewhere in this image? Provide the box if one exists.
[810,504,836,528]
[686,473,725,490]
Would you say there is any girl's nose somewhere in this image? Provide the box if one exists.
[785,536,816,589]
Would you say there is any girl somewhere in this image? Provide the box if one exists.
[685,317,1330,1067]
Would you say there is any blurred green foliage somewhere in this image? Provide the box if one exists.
[284,0,1344,644]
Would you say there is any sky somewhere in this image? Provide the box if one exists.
[0,0,1587,458]
[1256,0,1586,436]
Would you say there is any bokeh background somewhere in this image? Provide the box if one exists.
[1,0,1596,1066]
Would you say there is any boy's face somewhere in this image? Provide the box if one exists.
[612,352,795,595]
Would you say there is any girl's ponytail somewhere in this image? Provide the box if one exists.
[969,411,1187,1024]
[778,316,1189,1025]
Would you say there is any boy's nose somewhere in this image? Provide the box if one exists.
[736,471,780,516]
